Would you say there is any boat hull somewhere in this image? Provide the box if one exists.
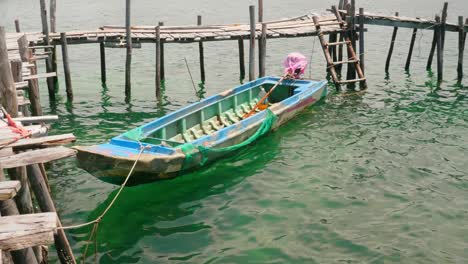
[74,77,327,184]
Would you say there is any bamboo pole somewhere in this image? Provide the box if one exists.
[259,23,267,77]
[197,15,206,83]
[405,28,418,71]
[39,0,56,100]
[100,42,106,84]
[155,25,161,99]
[125,0,132,98]
[458,16,465,82]
[0,27,18,117]
[249,5,256,81]
[385,12,399,73]
[60,33,73,100]
[26,164,76,264]
[158,22,165,80]
[435,15,443,82]
[238,38,245,81]
[359,8,365,75]
[14,19,20,33]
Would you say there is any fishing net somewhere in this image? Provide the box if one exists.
[283,52,308,79]
[180,109,277,168]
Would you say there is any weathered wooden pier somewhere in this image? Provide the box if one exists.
[0,0,467,263]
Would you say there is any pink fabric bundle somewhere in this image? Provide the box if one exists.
[282,52,308,79]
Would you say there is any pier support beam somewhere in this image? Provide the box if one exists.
[238,38,245,81]
[405,28,418,71]
[435,15,443,82]
[259,23,267,78]
[359,8,365,74]
[385,12,399,74]
[159,22,165,81]
[39,0,56,100]
[60,33,73,100]
[197,15,206,83]
[100,42,106,84]
[0,27,18,117]
[18,37,43,116]
[14,19,20,33]
[249,5,256,81]
[125,0,132,99]
[457,16,465,82]
[26,164,76,264]
[155,25,161,99]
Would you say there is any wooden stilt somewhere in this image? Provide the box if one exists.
[258,0,263,23]
[19,38,43,116]
[125,0,132,98]
[336,2,344,75]
[50,0,56,33]
[346,0,356,85]
[158,22,165,80]
[359,8,365,75]
[0,27,18,117]
[457,16,465,82]
[39,0,56,100]
[26,164,76,264]
[435,15,443,82]
[259,23,267,77]
[60,33,73,100]
[14,19,20,33]
[197,15,206,83]
[427,15,437,71]
[405,28,418,71]
[249,5,256,81]
[385,12,399,73]
[440,2,448,50]
[238,38,245,80]
[99,41,106,84]
[155,25,161,99]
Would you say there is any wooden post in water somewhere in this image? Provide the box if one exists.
[159,22,165,80]
[155,25,161,99]
[435,15,443,82]
[427,15,437,70]
[427,3,448,70]
[385,12,399,73]
[249,5,256,81]
[19,37,43,116]
[359,8,365,74]
[50,0,56,33]
[238,37,245,80]
[405,27,418,71]
[440,2,448,50]
[14,19,20,33]
[336,1,344,75]
[26,164,76,264]
[197,15,206,83]
[457,16,465,82]
[60,33,73,100]
[50,0,58,88]
[0,27,18,117]
[346,0,356,84]
[100,42,106,84]
[125,0,132,98]
[258,0,263,23]
[39,0,56,100]
[259,23,267,77]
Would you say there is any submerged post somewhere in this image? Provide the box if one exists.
[159,22,165,80]
[458,16,465,82]
[249,5,256,81]
[125,0,132,98]
[238,38,245,81]
[359,7,365,74]
[405,27,418,71]
[60,33,73,100]
[155,25,161,99]
[100,41,106,84]
[259,23,267,77]
[14,19,20,33]
[39,0,56,100]
[197,15,206,83]
[435,15,443,82]
[385,12,399,73]
[0,27,18,117]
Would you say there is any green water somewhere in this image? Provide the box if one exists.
[1,0,468,263]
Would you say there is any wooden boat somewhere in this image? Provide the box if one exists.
[74,77,327,184]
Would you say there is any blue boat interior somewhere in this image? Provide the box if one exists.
[108,77,324,154]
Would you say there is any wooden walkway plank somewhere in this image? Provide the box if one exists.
[8,134,76,149]
[0,146,76,169]
[0,212,57,251]
[0,181,21,201]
